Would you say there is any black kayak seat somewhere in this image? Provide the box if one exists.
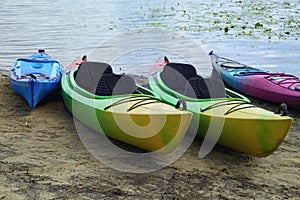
[203,78,226,98]
[161,63,197,94]
[184,76,210,98]
[96,73,137,96]
[161,62,225,98]
[184,76,226,98]
[75,61,113,94]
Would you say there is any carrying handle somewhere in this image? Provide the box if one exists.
[275,103,288,116]
[175,99,187,111]
[164,56,169,63]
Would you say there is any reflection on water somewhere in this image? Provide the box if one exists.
[0,0,299,77]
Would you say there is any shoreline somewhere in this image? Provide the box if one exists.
[0,72,299,199]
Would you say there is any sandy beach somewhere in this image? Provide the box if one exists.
[0,71,299,199]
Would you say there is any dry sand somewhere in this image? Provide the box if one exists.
[0,72,299,199]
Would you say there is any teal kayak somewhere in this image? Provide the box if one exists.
[210,51,300,109]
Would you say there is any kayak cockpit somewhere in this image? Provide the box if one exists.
[74,61,157,98]
[160,62,225,99]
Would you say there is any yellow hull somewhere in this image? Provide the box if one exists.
[197,106,292,157]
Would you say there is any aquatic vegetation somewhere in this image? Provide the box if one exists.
[133,0,300,42]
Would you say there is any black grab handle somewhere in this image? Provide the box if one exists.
[28,73,37,79]
[275,103,288,116]
[175,99,187,111]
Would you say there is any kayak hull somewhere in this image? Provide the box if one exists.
[197,111,291,157]
[10,78,61,108]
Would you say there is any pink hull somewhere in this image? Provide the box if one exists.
[242,75,300,109]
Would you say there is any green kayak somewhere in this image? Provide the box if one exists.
[61,59,193,154]
[148,59,292,157]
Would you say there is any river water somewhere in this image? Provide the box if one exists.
[1,0,299,77]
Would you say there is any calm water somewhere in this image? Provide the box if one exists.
[0,0,299,77]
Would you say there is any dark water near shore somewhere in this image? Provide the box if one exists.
[0,0,299,77]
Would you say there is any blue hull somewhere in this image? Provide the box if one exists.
[10,78,61,109]
[9,50,63,108]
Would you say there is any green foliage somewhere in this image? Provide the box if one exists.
[140,1,299,41]
[255,23,263,29]
[224,26,229,33]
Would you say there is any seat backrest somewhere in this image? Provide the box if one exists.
[184,76,210,98]
[203,78,226,98]
[75,61,113,94]
[96,73,137,96]
[160,63,197,94]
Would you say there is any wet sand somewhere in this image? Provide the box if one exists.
[0,72,299,199]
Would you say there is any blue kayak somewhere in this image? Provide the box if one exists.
[9,50,63,108]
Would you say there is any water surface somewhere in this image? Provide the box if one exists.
[0,0,299,76]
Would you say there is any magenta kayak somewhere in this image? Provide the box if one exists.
[210,51,300,109]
